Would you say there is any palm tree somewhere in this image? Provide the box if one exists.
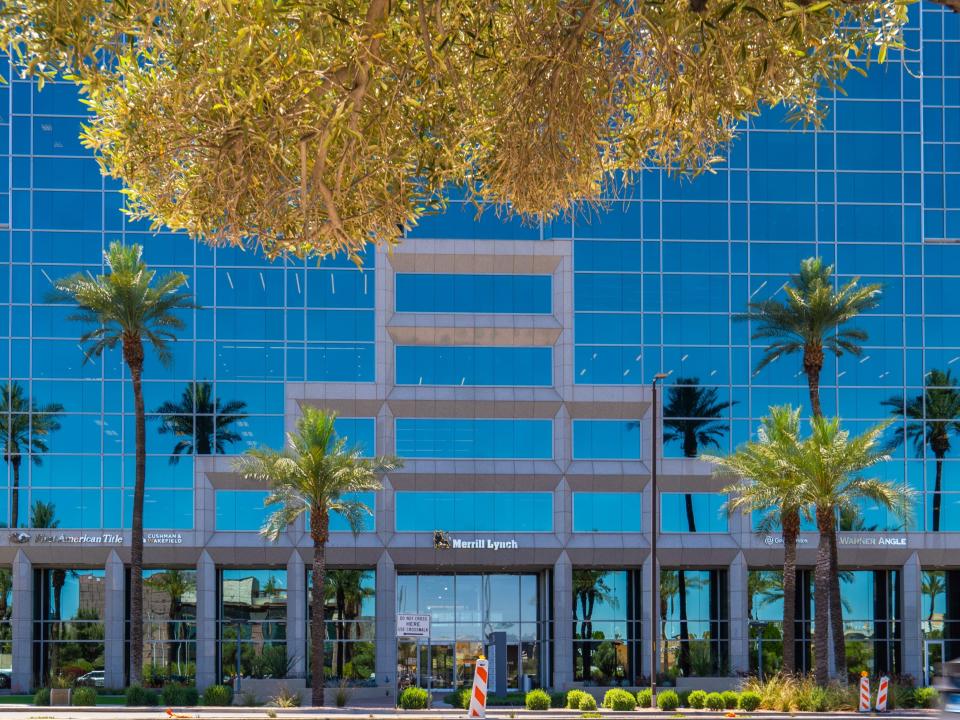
[883,368,960,533]
[573,570,618,682]
[234,407,399,706]
[738,257,882,680]
[782,415,910,685]
[324,570,374,679]
[30,501,67,678]
[156,381,247,463]
[703,405,807,675]
[0,382,62,528]
[53,242,194,686]
[145,570,195,674]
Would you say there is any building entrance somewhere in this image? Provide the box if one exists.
[925,639,945,687]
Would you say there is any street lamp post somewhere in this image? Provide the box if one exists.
[650,372,668,704]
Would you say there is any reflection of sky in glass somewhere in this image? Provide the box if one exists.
[572,420,640,459]
[395,491,552,532]
[661,493,728,532]
[215,490,376,532]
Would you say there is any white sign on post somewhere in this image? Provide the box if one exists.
[396,613,432,638]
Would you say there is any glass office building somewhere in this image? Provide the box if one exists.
[1,2,960,696]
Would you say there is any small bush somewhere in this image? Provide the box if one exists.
[33,687,50,706]
[657,690,680,711]
[444,688,470,709]
[636,688,653,708]
[161,684,199,706]
[688,689,708,709]
[549,691,567,708]
[126,685,159,707]
[72,687,97,706]
[705,692,725,711]
[399,686,429,710]
[270,686,302,708]
[201,684,234,707]
[916,687,939,709]
[525,689,551,711]
[677,689,692,707]
[567,689,588,709]
[738,691,762,712]
[579,694,598,711]
[722,690,739,709]
[603,688,637,711]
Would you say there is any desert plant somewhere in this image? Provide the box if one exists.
[739,691,762,711]
[916,687,939,709]
[270,685,302,708]
[335,679,350,707]
[125,685,159,707]
[688,690,708,709]
[33,687,51,706]
[579,694,598,711]
[705,692,725,710]
[525,689,551,710]
[603,688,637,710]
[239,690,260,707]
[399,686,429,710]
[637,688,653,708]
[657,689,680,711]
[567,689,588,709]
[72,687,97,706]
[201,684,234,706]
[161,684,199,706]
[722,690,739,709]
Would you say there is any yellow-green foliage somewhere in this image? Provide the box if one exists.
[740,674,858,712]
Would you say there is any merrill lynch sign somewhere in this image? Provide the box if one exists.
[452,537,519,550]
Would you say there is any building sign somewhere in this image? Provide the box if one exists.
[6,531,184,546]
[146,532,184,545]
[397,613,432,638]
[762,535,811,546]
[838,534,907,547]
[433,531,519,551]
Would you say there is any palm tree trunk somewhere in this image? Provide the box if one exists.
[803,344,824,419]
[813,506,832,686]
[678,570,691,676]
[828,522,846,681]
[310,508,329,706]
[781,509,799,675]
[10,456,20,529]
[124,336,147,686]
[933,456,944,532]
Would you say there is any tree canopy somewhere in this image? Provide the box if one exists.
[0,0,924,260]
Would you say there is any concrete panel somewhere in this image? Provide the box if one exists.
[104,551,126,689]
[11,550,32,692]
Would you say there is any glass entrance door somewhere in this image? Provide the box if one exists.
[925,639,945,687]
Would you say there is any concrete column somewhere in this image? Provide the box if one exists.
[11,550,32,693]
[375,552,398,702]
[728,552,750,676]
[286,551,306,678]
[104,551,126,689]
[195,551,218,690]
[901,552,923,682]
[552,552,573,689]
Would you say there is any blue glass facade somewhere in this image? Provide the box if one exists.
[2,3,960,694]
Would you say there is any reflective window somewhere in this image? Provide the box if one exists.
[143,568,197,684]
[307,569,376,686]
[215,491,375,532]
[395,273,551,314]
[572,420,640,459]
[394,492,552,532]
[35,568,106,685]
[660,569,729,677]
[219,569,287,682]
[748,569,815,678]
[395,346,552,386]
[661,493,728,533]
[332,417,375,457]
[0,567,9,676]
[840,570,901,677]
[573,493,642,533]
[395,419,552,459]
[573,569,641,685]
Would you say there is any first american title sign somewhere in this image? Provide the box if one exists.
[8,531,184,546]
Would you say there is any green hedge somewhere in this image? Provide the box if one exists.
[201,684,233,707]
[603,688,637,711]
[72,687,97,706]
[705,692,726,711]
[722,690,740,709]
[566,689,588,709]
[688,689,708,709]
[579,694,598,711]
[33,688,50,706]
[739,691,762,712]
[636,688,653,708]
[399,686,429,710]
[916,687,939,709]
[525,689,551,710]
[125,686,159,707]
[161,684,199,706]
[657,690,680,711]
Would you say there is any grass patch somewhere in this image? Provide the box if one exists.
[0,694,125,706]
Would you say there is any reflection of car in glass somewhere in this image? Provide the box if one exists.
[936,658,960,714]
[76,670,105,688]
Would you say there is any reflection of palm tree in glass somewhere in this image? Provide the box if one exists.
[325,570,374,679]
[659,571,678,670]
[660,570,704,677]
[0,568,11,625]
[922,571,945,628]
[31,502,66,678]
[156,381,247,463]
[747,571,783,622]
[573,571,617,682]
[0,382,62,529]
[883,369,960,533]
[145,570,195,674]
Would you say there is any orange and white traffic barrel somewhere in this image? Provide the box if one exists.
[468,656,489,718]
[875,675,890,712]
[859,672,872,712]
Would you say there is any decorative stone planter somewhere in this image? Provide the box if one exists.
[234,678,307,706]
[49,688,72,706]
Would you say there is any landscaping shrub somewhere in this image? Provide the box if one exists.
[603,688,637,711]
[636,688,653,708]
[549,691,567,708]
[677,689,692,707]
[738,691,762,712]
[916,687,939,709]
[399,686,429,710]
[657,689,680,711]
[566,689,588,709]
[579,694,598,711]
[33,687,50,706]
[72,687,97,706]
[201,684,234,707]
[162,684,199,706]
[125,685,159,707]
[525,689,551,710]
[705,692,725,710]
[444,688,470,709]
[688,689,708,709]
[722,690,740,709]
